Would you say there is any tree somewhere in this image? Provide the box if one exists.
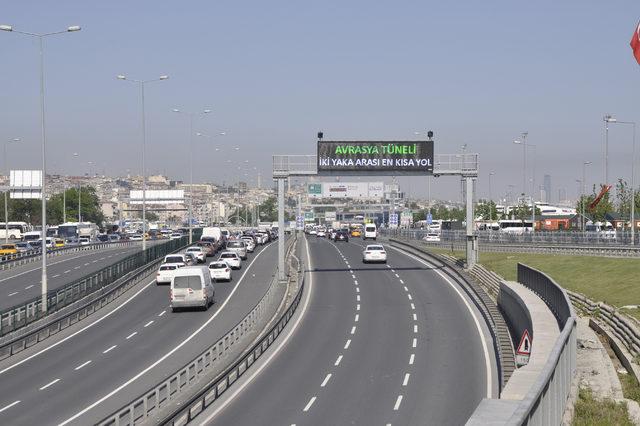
[616,179,632,217]
[476,201,498,221]
[579,184,615,222]
[47,186,105,225]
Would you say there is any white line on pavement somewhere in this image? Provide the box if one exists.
[39,378,60,390]
[321,374,332,387]
[410,303,415,310]
[355,287,360,293]
[335,355,343,366]
[350,326,356,335]
[303,396,316,412]
[394,273,400,278]
[409,354,415,365]
[413,325,418,333]
[52,274,60,278]
[0,400,20,414]
[399,279,404,284]
[356,295,360,301]
[403,286,408,292]
[74,360,92,371]
[126,332,137,340]
[84,263,89,266]
[412,338,417,348]
[354,280,358,285]
[407,294,412,300]
[144,321,154,328]
[393,395,403,411]
[344,340,351,349]
[351,274,356,279]
[103,345,117,354]
[356,304,360,311]
[7,292,17,297]
[158,310,166,317]
[24,285,33,289]
[354,314,359,322]
[402,373,410,386]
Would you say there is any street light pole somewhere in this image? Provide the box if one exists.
[582,161,592,231]
[73,153,81,223]
[117,74,168,252]
[4,138,20,243]
[604,115,612,185]
[1,24,82,313]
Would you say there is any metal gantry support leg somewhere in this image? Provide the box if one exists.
[277,177,286,282]
[465,176,478,269]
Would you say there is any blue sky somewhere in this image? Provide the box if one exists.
[1,1,639,203]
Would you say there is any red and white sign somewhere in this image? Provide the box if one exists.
[631,20,640,66]
[515,329,532,366]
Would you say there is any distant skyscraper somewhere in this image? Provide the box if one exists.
[543,174,551,203]
[558,188,566,203]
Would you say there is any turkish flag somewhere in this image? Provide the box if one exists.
[631,21,640,65]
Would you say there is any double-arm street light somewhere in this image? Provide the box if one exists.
[173,108,212,243]
[513,133,537,234]
[4,138,21,243]
[604,116,636,245]
[118,74,169,251]
[1,24,81,313]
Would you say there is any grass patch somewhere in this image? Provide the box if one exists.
[426,247,640,309]
[620,373,640,403]
[573,387,632,425]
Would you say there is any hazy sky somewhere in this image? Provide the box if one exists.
[1,1,639,203]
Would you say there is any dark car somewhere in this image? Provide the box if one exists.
[197,241,216,257]
[97,234,109,242]
[334,230,349,242]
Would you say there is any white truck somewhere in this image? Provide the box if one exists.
[202,226,222,243]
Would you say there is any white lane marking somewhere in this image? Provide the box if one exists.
[144,321,154,328]
[355,287,360,293]
[64,270,71,274]
[52,274,60,278]
[410,303,415,310]
[413,313,417,321]
[344,340,351,349]
[354,280,358,285]
[321,373,332,387]
[92,260,97,263]
[100,257,105,260]
[303,396,316,412]
[126,332,137,340]
[409,354,415,365]
[393,395,403,411]
[412,338,417,348]
[407,294,412,300]
[74,360,92,370]
[356,304,360,311]
[335,355,343,366]
[351,274,356,279]
[402,373,410,386]
[39,378,61,390]
[388,245,494,398]
[58,242,275,425]
[84,263,89,266]
[350,326,356,335]
[24,285,33,290]
[7,292,18,297]
[394,273,400,278]
[0,400,20,413]
[391,269,396,273]
[386,264,391,268]
[103,345,117,354]
[158,310,166,317]
[414,325,418,333]
[74,266,80,270]
[399,279,404,284]
[403,286,408,292]
[356,295,360,301]
[354,314,359,322]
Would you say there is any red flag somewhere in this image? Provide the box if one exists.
[631,21,640,65]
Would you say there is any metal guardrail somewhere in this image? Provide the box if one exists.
[98,235,300,426]
[0,233,200,338]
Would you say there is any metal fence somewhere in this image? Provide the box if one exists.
[0,233,200,338]
[98,235,300,426]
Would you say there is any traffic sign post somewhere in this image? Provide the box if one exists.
[515,329,532,366]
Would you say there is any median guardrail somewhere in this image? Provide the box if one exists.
[99,235,300,426]
[0,232,201,339]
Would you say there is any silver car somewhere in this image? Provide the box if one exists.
[225,240,247,260]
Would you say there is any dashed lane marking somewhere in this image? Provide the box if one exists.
[335,355,343,366]
[414,325,418,333]
[356,304,360,311]
[303,396,317,412]
[321,374,332,387]
[144,321,154,328]
[354,314,359,322]
[24,285,33,290]
[39,378,60,390]
[64,270,71,274]
[7,292,17,297]
[74,360,92,371]
[399,279,404,284]
[344,340,351,349]
[410,303,415,310]
[0,400,20,414]
[158,310,166,317]
[350,326,356,335]
[103,345,117,354]
[402,373,410,386]
[409,354,415,365]
[413,313,417,321]
[407,294,413,300]
[393,395,403,411]
[412,338,417,348]
[126,332,137,340]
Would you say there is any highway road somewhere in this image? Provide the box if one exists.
[0,239,280,425]
[203,235,498,426]
[0,242,159,311]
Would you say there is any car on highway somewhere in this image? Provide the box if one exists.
[362,244,387,263]
[79,236,91,246]
[170,232,183,240]
[226,240,248,260]
[130,234,143,241]
[351,229,361,238]
[218,251,241,269]
[333,230,349,242]
[186,246,206,263]
[309,228,317,236]
[164,254,188,266]
[54,238,65,248]
[363,223,377,241]
[170,266,215,312]
[423,233,441,242]
[156,263,183,285]
[15,242,34,253]
[97,234,109,242]
[241,236,256,253]
[196,241,217,257]
[208,261,232,282]
[317,229,326,238]
[0,244,18,255]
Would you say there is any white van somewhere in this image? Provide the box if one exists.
[363,223,377,241]
[170,266,215,312]
[164,254,188,265]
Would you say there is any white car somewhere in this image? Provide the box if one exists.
[423,233,441,242]
[309,229,317,235]
[317,230,326,237]
[218,251,241,269]
[170,232,183,240]
[156,263,183,285]
[130,234,143,241]
[79,236,91,246]
[186,246,206,263]
[363,245,387,263]
[241,237,256,252]
[208,261,232,282]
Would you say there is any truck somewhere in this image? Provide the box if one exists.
[201,227,222,243]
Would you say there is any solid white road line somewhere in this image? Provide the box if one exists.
[59,242,275,426]
[393,395,403,411]
[409,354,415,365]
[103,345,117,354]
[74,360,92,371]
[335,355,343,366]
[344,340,351,349]
[126,332,137,340]
[0,400,20,413]
[388,245,494,398]
[158,310,166,317]
[412,338,417,348]
[39,378,61,390]
[144,321,154,328]
[402,373,410,386]
[321,373,332,387]
[350,326,356,335]
[303,396,317,412]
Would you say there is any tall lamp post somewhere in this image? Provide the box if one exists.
[514,134,537,234]
[117,74,169,251]
[582,161,592,231]
[173,108,211,243]
[604,114,613,185]
[73,153,81,222]
[488,171,495,220]
[605,116,636,245]
[4,138,20,243]
[1,24,81,313]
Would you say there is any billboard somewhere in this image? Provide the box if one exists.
[317,141,434,176]
[307,182,384,199]
[10,170,43,199]
[129,190,184,205]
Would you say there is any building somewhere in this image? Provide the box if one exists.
[543,175,551,203]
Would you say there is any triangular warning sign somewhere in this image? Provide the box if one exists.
[516,329,532,355]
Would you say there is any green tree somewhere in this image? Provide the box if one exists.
[578,184,614,222]
[616,179,632,217]
[476,201,498,221]
[47,186,105,225]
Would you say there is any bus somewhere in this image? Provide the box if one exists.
[498,219,533,234]
[57,222,99,242]
[0,222,33,240]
